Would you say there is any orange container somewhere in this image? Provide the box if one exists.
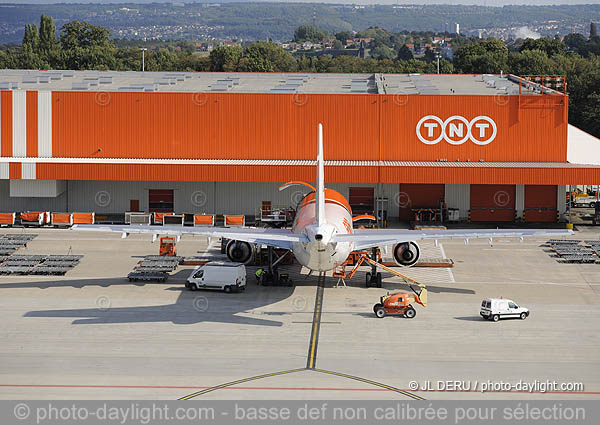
[224,215,245,227]
[21,212,43,223]
[72,212,95,224]
[194,215,215,226]
[51,213,73,225]
[153,212,174,224]
[0,213,15,225]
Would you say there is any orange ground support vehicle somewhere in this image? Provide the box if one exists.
[159,237,177,256]
[373,292,425,319]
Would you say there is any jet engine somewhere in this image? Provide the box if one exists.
[226,240,253,264]
[393,242,420,267]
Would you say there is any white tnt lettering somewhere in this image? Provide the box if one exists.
[475,122,489,138]
[448,123,463,138]
[416,115,497,145]
[424,122,438,137]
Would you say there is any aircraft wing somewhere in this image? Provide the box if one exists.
[335,228,573,251]
[72,224,307,251]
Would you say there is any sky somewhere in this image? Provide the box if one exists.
[1,1,600,6]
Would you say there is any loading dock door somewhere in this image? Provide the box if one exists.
[470,184,515,222]
[149,189,174,213]
[349,187,374,215]
[398,184,445,221]
[524,185,557,223]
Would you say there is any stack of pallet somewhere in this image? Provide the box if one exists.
[546,240,598,264]
[127,255,183,282]
[0,254,83,275]
[0,234,37,257]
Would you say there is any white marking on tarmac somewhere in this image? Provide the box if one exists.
[450,281,594,288]
[439,243,455,283]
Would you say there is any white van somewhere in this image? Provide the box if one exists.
[186,262,246,293]
[480,298,529,322]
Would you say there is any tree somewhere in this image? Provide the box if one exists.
[370,45,395,60]
[294,26,327,43]
[335,31,353,45]
[423,47,436,62]
[60,21,112,51]
[591,22,598,38]
[563,33,588,54]
[454,39,508,73]
[209,45,242,71]
[424,58,454,74]
[22,24,40,52]
[237,42,296,72]
[296,55,315,72]
[18,44,47,70]
[39,15,59,57]
[332,39,343,50]
[145,49,178,71]
[59,21,116,70]
[508,49,554,76]
[520,37,566,57]
[580,92,600,136]
[397,44,414,61]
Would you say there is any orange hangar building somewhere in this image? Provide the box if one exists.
[0,70,599,224]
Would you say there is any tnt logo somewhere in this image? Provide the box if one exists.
[416,115,497,145]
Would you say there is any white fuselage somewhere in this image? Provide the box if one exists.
[290,200,355,272]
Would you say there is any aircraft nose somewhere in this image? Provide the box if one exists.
[315,234,323,241]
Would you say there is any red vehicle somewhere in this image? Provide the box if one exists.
[373,292,425,319]
[159,237,177,256]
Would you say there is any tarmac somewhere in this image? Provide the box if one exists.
[0,226,599,400]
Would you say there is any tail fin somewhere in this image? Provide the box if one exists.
[315,123,326,227]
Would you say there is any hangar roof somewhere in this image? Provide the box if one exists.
[0,70,545,96]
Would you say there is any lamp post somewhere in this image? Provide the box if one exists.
[140,48,147,72]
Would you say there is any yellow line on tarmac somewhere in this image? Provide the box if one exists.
[312,369,425,400]
[178,368,306,400]
[306,273,325,369]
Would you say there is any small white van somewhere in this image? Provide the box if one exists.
[186,262,246,293]
[480,298,529,322]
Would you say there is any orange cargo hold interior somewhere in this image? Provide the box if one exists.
[348,187,374,215]
[524,185,558,223]
[398,184,445,221]
[148,190,174,213]
[470,184,516,222]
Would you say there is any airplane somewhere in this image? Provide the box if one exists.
[74,123,572,275]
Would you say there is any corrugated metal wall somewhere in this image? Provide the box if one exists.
[46,92,567,162]
[557,185,567,218]
[381,95,567,162]
[10,179,64,197]
[470,184,516,222]
[0,180,400,217]
[1,90,12,157]
[38,91,52,157]
[21,163,36,179]
[67,181,214,213]
[524,185,558,222]
[0,180,67,212]
[26,91,38,157]
[50,92,382,161]
[12,91,27,158]
[515,184,525,220]
[445,184,470,220]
